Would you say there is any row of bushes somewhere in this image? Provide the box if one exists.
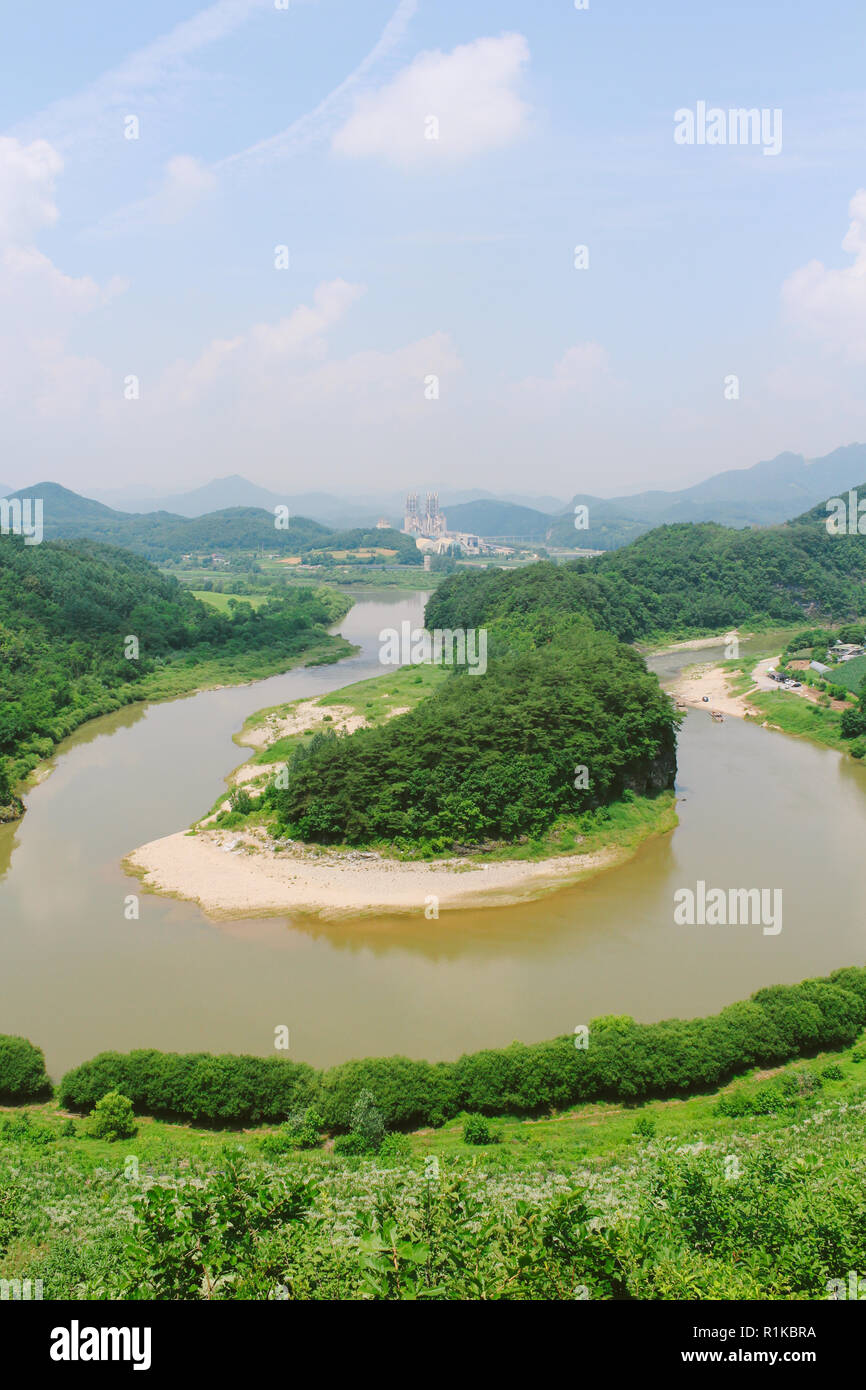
[45,967,866,1130]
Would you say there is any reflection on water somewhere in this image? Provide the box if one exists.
[1,609,865,1079]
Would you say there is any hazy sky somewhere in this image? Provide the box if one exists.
[2,0,866,498]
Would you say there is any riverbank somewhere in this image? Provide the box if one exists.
[665,655,776,718]
[10,629,358,821]
[126,792,676,921]
[662,645,857,756]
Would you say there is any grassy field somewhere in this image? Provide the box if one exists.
[256,559,437,590]
[190,589,269,612]
[831,652,866,693]
[643,622,825,659]
[319,663,450,721]
[748,690,848,750]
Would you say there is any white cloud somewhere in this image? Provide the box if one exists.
[0,139,121,420]
[224,0,419,169]
[0,137,63,243]
[167,279,367,402]
[331,33,530,168]
[156,155,217,220]
[516,343,613,402]
[782,190,866,361]
[78,281,463,485]
[105,154,218,231]
[151,280,462,430]
[91,0,419,233]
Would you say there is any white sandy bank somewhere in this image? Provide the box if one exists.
[126,827,619,922]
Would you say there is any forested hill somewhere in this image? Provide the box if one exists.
[266,619,677,850]
[2,483,421,564]
[0,535,349,807]
[426,521,866,643]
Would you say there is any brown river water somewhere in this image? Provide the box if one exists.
[1,590,864,1080]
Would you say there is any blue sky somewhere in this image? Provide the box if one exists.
[2,0,866,499]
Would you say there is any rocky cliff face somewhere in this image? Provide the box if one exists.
[621,729,678,796]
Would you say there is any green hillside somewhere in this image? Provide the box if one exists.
[0,534,352,808]
[789,478,866,529]
[428,521,866,643]
[6,484,330,557]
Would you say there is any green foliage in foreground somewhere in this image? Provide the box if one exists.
[3,1055,866,1299]
[56,967,866,1130]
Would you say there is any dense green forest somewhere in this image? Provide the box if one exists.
[427,521,866,642]
[5,483,421,564]
[0,534,350,805]
[265,620,677,849]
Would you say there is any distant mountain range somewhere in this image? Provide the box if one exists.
[4,445,866,556]
[343,445,866,549]
[545,445,866,549]
[81,476,568,528]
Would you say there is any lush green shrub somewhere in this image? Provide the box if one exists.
[841,705,866,738]
[0,1035,50,1102]
[332,1131,372,1156]
[0,1110,55,1144]
[319,1056,456,1130]
[633,1115,656,1138]
[260,1109,324,1155]
[821,1063,844,1081]
[58,1049,320,1126]
[378,1132,412,1159]
[830,967,866,1006]
[463,1113,499,1145]
[86,1092,136,1141]
[349,1090,384,1151]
